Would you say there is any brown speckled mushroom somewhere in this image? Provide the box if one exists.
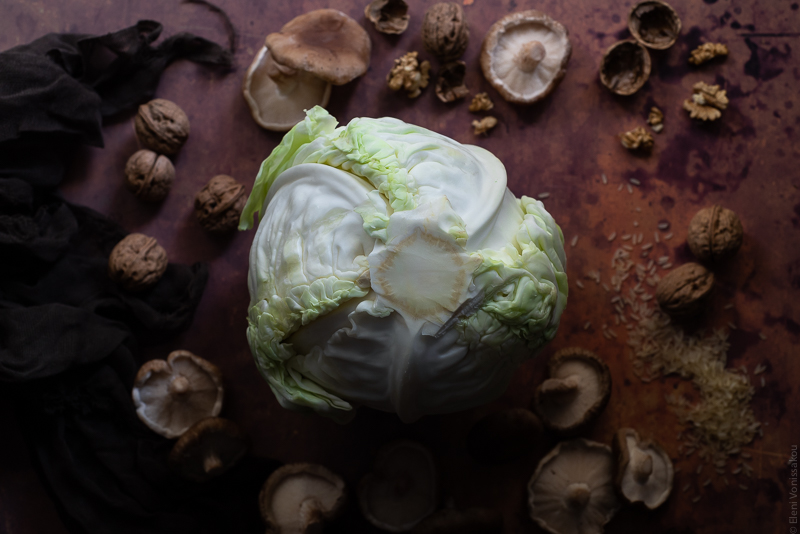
[260,463,346,534]
[243,9,371,131]
[169,417,248,482]
[480,10,571,104]
[359,441,437,532]
[528,439,620,534]
[613,428,674,509]
[132,350,223,439]
[532,348,611,435]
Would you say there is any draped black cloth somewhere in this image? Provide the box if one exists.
[0,19,278,534]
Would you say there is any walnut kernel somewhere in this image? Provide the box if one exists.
[195,175,247,233]
[135,99,190,156]
[108,233,168,292]
[472,116,497,135]
[687,205,743,264]
[647,106,664,133]
[469,92,494,112]
[387,52,431,98]
[683,82,728,121]
[655,263,714,317]
[621,126,654,151]
[421,3,469,62]
[124,149,175,202]
[689,43,729,66]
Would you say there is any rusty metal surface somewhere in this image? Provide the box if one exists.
[1,0,798,532]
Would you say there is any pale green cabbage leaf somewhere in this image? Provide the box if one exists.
[240,107,567,423]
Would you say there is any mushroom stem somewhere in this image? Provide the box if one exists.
[516,40,547,72]
[169,375,191,395]
[538,375,580,403]
[631,448,654,484]
[565,482,591,509]
[203,453,223,473]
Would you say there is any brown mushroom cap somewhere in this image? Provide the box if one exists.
[599,40,652,96]
[132,350,223,439]
[410,508,503,534]
[365,0,410,35]
[242,45,332,132]
[480,10,572,104]
[628,0,682,50]
[466,408,543,465]
[528,439,620,534]
[266,9,371,86]
[169,417,248,482]
[612,428,673,509]
[532,348,611,435]
[260,463,346,534]
[359,441,437,532]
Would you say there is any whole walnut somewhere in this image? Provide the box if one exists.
[124,149,175,202]
[655,263,714,317]
[687,205,743,264]
[134,99,190,156]
[108,233,168,292]
[194,175,247,233]
[422,3,469,62]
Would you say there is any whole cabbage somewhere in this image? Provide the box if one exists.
[240,107,567,423]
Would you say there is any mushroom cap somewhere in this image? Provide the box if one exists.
[169,417,248,482]
[265,9,371,85]
[466,408,543,465]
[132,350,223,439]
[359,440,438,532]
[260,463,346,534]
[410,508,503,534]
[628,0,682,50]
[480,10,572,104]
[528,439,620,534]
[242,45,332,132]
[532,348,611,435]
[365,0,410,35]
[612,428,673,509]
[599,40,652,96]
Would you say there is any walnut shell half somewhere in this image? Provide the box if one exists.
[655,263,714,317]
[687,205,743,264]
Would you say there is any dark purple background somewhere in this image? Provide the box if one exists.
[1,0,797,532]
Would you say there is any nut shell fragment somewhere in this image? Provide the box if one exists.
[134,99,190,156]
[365,0,410,35]
[108,233,168,292]
[655,262,714,317]
[422,3,469,62]
[124,149,175,203]
[687,205,743,264]
[194,175,247,233]
[481,10,571,104]
[533,348,611,435]
[260,463,346,534]
[600,40,651,96]
[132,350,223,439]
[435,61,469,103]
[628,0,682,50]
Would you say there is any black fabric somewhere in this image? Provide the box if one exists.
[0,18,277,534]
